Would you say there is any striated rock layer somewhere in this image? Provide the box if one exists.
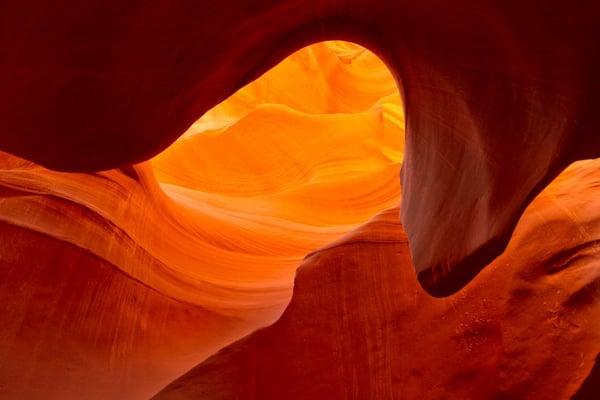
[0,43,403,399]
[1,1,599,293]
[155,159,600,400]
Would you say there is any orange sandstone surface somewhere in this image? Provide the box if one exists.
[0,39,598,400]
[3,2,599,296]
[155,159,600,400]
[0,43,403,399]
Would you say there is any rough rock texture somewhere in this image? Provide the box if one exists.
[0,43,403,399]
[2,1,599,293]
[154,159,600,400]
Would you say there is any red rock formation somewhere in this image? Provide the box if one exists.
[1,1,599,293]
[0,43,404,399]
[154,159,600,400]
[0,221,247,400]
[1,2,599,397]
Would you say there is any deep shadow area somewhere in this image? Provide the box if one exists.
[573,354,600,400]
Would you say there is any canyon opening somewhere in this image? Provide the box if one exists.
[1,3,599,399]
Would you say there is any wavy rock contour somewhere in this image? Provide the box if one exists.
[155,159,600,400]
[0,42,403,399]
[2,1,599,292]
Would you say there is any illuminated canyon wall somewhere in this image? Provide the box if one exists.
[2,1,599,294]
[0,1,599,399]
[155,159,600,399]
[0,42,404,399]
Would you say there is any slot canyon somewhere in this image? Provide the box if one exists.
[0,2,599,399]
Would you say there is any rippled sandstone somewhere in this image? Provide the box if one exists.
[155,159,600,400]
[2,1,599,292]
[0,42,403,399]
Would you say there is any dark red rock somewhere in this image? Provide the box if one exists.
[573,355,600,400]
[1,1,599,292]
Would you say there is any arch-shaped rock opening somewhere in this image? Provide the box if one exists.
[1,2,599,398]
[0,40,406,399]
[2,2,598,298]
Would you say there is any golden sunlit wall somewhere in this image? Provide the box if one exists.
[0,42,403,399]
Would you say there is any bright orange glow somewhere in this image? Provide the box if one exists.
[0,41,403,398]
[146,40,404,320]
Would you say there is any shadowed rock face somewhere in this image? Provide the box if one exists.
[153,159,600,400]
[1,1,599,293]
[573,355,600,399]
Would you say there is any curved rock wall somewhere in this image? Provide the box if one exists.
[0,42,403,399]
[2,1,598,292]
[155,159,600,400]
